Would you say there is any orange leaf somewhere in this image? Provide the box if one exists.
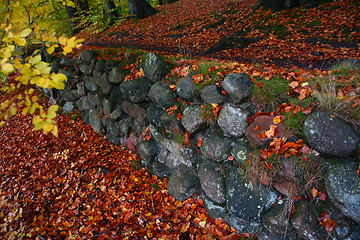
[228,156,234,161]
[288,81,299,89]
[197,137,203,147]
[311,188,318,198]
[253,125,262,131]
[265,125,277,138]
[318,192,327,201]
[180,222,190,233]
[177,113,182,121]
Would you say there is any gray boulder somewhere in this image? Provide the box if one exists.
[217,102,250,137]
[291,200,327,240]
[221,73,253,103]
[146,103,164,128]
[95,59,106,72]
[84,76,99,92]
[148,82,177,108]
[118,117,134,137]
[61,89,81,102]
[96,72,114,95]
[85,59,96,76]
[59,69,75,79]
[325,160,360,223]
[120,77,151,103]
[304,111,360,158]
[200,84,229,104]
[226,166,277,221]
[181,105,208,134]
[89,109,104,134]
[231,138,251,165]
[156,147,184,170]
[144,52,169,82]
[151,160,172,177]
[200,131,233,162]
[167,165,199,201]
[198,160,226,204]
[137,139,159,167]
[80,50,96,63]
[121,101,147,125]
[105,59,119,71]
[110,85,123,104]
[108,66,126,84]
[160,111,184,135]
[150,125,195,167]
[176,76,199,101]
[50,58,61,73]
[62,102,75,113]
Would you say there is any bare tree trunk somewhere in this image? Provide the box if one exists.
[104,0,121,24]
[65,5,81,35]
[128,0,159,19]
[254,0,317,12]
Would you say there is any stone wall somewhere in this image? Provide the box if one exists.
[41,49,360,239]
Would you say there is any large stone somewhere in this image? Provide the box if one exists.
[181,105,208,134]
[105,59,119,71]
[200,131,233,162]
[304,111,360,158]
[226,166,277,221]
[148,82,177,108]
[96,72,114,95]
[156,148,183,170]
[221,73,253,103]
[120,77,151,103]
[146,103,164,128]
[160,111,184,135]
[217,102,250,137]
[176,76,199,101]
[200,84,229,104]
[89,109,104,134]
[137,139,159,167]
[121,101,147,125]
[245,115,296,148]
[108,66,126,84]
[80,50,96,63]
[144,52,169,82]
[325,160,360,223]
[230,138,251,165]
[50,58,61,73]
[198,160,226,204]
[61,89,81,102]
[272,175,300,198]
[84,76,99,92]
[151,160,172,177]
[167,165,199,201]
[62,102,75,113]
[118,117,134,137]
[291,200,327,240]
[150,125,195,167]
[110,85,123,104]
[95,59,106,72]
[85,59,96,76]
[262,202,296,238]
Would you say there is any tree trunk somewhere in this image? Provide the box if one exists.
[254,0,317,12]
[104,0,121,24]
[128,0,159,19]
[65,5,81,35]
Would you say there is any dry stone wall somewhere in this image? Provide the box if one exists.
[41,49,360,239]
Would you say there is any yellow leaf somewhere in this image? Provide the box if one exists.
[29,55,41,65]
[0,121,5,127]
[273,115,283,124]
[0,100,10,110]
[1,63,14,74]
[51,125,58,136]
[15,37,26,46]
[51,73,67,82]
[34,61,49,71]
[26,88,34,95]
[22,107,29,115]
[63,45,72,54]
[48,105,59,113]
[47,46,55,54]
[14,59,23,69]
[199,221,206,228]
[43,123,53,133]
[19,28,32,37]
[9,106,17,116]
[59,36,67,46]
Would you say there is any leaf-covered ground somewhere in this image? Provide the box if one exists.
[0,76,245,239]
[78,0,360,70]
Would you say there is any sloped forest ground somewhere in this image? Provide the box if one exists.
[1,0,360,239]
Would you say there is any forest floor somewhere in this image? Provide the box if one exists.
[1,0,360,239]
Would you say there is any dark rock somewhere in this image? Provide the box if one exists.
[291,200,327,240]
[84,76,99,92]
[325,160,360,223]
[181,105,208,134]
[144,52,169,82]
[89,109,104,134]
[85,59,96,76]
[76,96,91,111]
[110,85,123,104]
[176,76,199,101]
[120,77,151,103]
[79,64,89,74]
[262,202,296,238]
[60,57,76,67]
[148,82,177,108]
[221,73,253,103]
[198,160,226,204]
[160,111,184,135]
[200,84,229,104]
[231,138,251,165]
[105,59,119,71]
[97,72,114,95]
[167,165,199,201]
[200,131,233,162]
[151,160,172,177]
[226,166,277,221]
[127,131,140,152]
[80,50,96,63]
[150,125,195,167]
[109,105,125,120]
[105,119,120,137]
[103,99,116,118]
[257,229,283,240]
[95,59,106,72]
[50,58,61,73]
[59,69,75,79]
[91,92,107,110]
[118,117,134,137]
[245,115,296,148]
[217,102,250,137]
[146,103,164,128]
[108,66,126,84]
[76,81,85,96]
[121,101,147,125]
[349,224,360,239]
[304,111,360,158]
[137,139,159,167]
[61,89,81,102]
